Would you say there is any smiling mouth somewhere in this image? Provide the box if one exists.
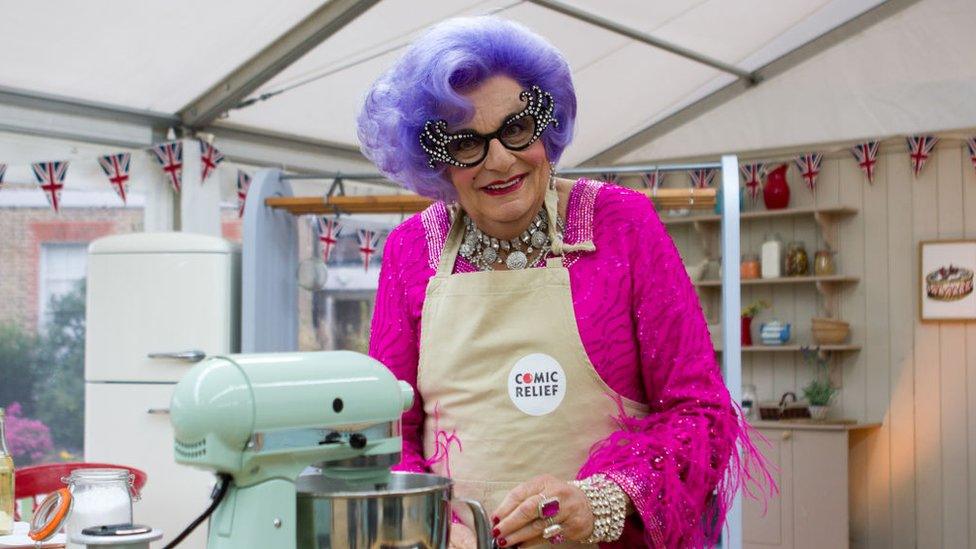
[483,173,527,194]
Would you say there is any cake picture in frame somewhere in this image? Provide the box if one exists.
[920,239,976,321]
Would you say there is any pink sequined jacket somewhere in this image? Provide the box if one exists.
[369,179,769,548]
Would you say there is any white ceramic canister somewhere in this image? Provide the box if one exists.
[761,233,783,279]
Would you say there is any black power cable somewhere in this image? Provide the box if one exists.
[161,473,233,549]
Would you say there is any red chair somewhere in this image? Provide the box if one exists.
[14,462,148,519]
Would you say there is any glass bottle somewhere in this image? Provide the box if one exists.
[741,384,758,420]
[0,408,14,535]
[815,249,836,276]
[786,241,809,276]
[64,469,134,549]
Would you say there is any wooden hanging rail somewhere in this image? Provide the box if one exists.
[265,187,716,215]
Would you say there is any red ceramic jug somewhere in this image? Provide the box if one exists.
[764,164,790,210]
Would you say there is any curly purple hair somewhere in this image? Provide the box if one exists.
[356,16,577,201]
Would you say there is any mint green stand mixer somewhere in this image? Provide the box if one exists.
[169,351,492,549]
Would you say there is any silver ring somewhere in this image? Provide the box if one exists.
[542,522,564,540]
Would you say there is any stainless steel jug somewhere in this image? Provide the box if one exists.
[296,471,492,548]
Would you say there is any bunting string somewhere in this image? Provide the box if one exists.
[357,229,380,273]
[200,140,225,183]
[236,170,251,218]
[31,161,69,213]
[97,153,132,204]
[851,141,880,184]
[794,153,823,193]
[689,168,715,189]
[739,163,766,203]
[150,141,184,193]
[316,217,343,263]
[906,135,938,178]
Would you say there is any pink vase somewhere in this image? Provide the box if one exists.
[741,316,753,347]
[763,164,790,210]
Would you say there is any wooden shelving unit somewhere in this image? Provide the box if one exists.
[265,187,718,215]
[694,275,859,287]
[666,201,862,355]
[715,345,862,353]
[696,274,857,318]
[661,205,858,225]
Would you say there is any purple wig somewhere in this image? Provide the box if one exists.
[356,16,577,201]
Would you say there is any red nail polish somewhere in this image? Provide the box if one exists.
[492,528,500,537]
[492,516,500,525]
[498,538,507,547]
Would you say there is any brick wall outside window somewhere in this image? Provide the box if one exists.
[0,208,142,331]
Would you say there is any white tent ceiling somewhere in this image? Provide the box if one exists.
[1,0,969,167]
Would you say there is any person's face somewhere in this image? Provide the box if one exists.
[446,75,549,236]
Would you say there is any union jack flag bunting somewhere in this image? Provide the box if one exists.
[316,217,343,263]
[236,170,251,218]
[794,153,823,192]
[851,141,880,184]
[639,172,663,190]
[967,137,976,175]
[32,161,69,213]
[689,168,715,189]
[98,153,132,204]
[906,135,939,178]
[739,163,766,203]
[199,140,225,183]
[600,172,618,184]
[151,141,183,193]
[358,229,380,273]
[0,163,6,189]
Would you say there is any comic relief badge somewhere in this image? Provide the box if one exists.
[508,353,566,416]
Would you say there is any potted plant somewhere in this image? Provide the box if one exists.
[740,300,770,346]
[800,346,838,420]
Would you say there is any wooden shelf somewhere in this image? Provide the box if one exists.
[636,187,716,210]
[661,205,858,226]
[266,194,434,215]
[749,420,881,431]
[265,188,718,216]
[715,345,861,353]
[695,275,860,287]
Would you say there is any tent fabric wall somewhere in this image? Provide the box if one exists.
[614,0,976,164]
[0,0,903,168]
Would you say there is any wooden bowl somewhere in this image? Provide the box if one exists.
[811,318,850,344]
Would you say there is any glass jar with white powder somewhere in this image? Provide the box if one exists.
[63,469,135,549]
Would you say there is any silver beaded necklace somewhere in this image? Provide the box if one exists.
[459,210,551,270]
[458,171,563,271]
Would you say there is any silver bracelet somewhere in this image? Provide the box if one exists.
[570,474,628,543]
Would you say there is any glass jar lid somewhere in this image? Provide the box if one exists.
[29,488,73,541]
[63,468,139,500]
[66,468,131,484]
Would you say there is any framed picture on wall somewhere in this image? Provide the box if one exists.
[920,239,976,321]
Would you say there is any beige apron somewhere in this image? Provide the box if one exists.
[417,189,649,547]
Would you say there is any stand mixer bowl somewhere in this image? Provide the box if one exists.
[296,471,490,549]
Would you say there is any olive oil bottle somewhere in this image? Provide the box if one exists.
[0,407,13,535]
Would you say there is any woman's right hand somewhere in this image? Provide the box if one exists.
[449,522,478,549]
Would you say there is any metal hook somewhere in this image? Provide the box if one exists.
[324,174,346,218]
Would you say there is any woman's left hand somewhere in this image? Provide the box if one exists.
[492,474,593,547]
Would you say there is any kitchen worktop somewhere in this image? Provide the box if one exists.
[749,419,881,431]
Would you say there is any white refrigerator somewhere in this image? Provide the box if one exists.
[84,232,240,548]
